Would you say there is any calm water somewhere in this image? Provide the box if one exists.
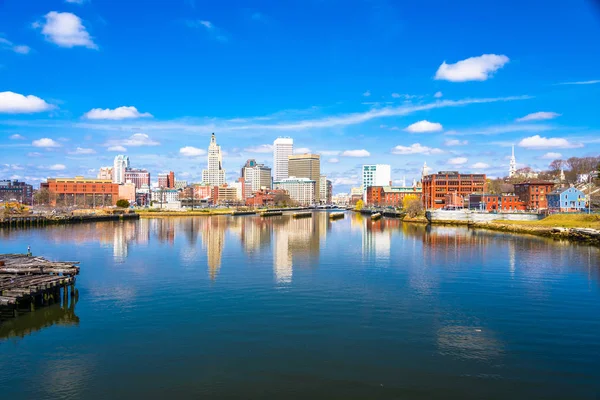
[1,212,599,399]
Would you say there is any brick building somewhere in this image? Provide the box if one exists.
[469,194,527,212]
[124,168,150,190]
[365,186,422,207]
[513,181,555,210]
[42,177,119,206]
[246,189,289,207]
[422,171,486,209]
[0,180,33,205]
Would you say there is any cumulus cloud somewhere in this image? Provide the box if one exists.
[180,146,206,157]
[471,162,490,169]
[69,147,96,155]
[9,134,25,140]
[518,135,583,149]
[435,54,509,82]
[444,139,468,146]
[186,19,228,42]
[392,143,444,155]
[105,133,159,147]
[0,91,55,113]
[341,149,370,157]
[391,93,401,98]
[516,111,561,122]
[319,150,341,156]
[244,144,273,153]
[35,11,97,49]
[0,37,31,54]
[294,147,311,154]
[328,158,340,163]
[434,91,443,98]
[363,90,371,97]
[405,120,443,133]
[107,145,127,152]
[32,138,61,148]
[83,106,152,120]
[333,177,358,185]
[48,164,66,171]
[448,157,468,165]
[540,152,562,160]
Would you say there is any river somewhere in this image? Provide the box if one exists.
[1,212,599,399]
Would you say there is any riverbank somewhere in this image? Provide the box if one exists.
[0,212,139,228]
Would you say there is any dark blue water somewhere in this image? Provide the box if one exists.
[1,213,599,399]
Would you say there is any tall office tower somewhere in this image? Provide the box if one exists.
[202,133,226,186]
[244,163,272,192]
[113,155,130,184]
[362,164,391,199]
[167,171,175,188]
[288,153,321,203]
[124,168,151,189]
[97,167,113,180]
[509,145,517,178]
[273,137,294,181]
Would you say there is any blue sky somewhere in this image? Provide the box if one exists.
[1,0,599,193]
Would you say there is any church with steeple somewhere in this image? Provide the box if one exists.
[509,145,517,178]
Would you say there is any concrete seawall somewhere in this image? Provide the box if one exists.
[426,210,543,224]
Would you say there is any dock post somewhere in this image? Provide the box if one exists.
[30,299,35,312]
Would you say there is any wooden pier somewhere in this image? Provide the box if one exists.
[261,211,283,217]
[0,254,79,322]
[371,213,382,221]
[329,212,345,220]
[0,213,139,228]
[293,212,313,219]
[231,210,257,216]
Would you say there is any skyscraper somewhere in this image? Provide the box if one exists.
[244,163,272,192]
[509,145,517,178]
[202,133,226,186]
[113,155,130,184]
[289,153,321,203]
[273,137,293,181]
[362,164,391,199]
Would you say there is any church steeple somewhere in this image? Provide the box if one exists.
[509,145,517,177]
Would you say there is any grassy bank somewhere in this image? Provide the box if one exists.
[493,214,600,229]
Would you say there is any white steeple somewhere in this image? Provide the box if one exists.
[509,145,517,178]
[421,162,432,177]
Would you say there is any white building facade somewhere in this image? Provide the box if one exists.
[274,177,315,206]
[362,164,391,199]
[202,133,226,186]
[113,155,130,184]
[97,167,113,181]
[273,137,294,181]
[244,164,272,192]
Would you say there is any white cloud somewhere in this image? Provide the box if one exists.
[28,152,43,157]
[69,147,96,155]
[107,145,127,152]
[36,11,97,49]
[319,150,341,156]
[392,143,444,155]
[9,134,25,140]
[48,164,66,171]
[363,90,371,97]
[448,157,468,165]
[391,93,400,98]
[516,111,561,122]
[333,177,358,185]
[65,0,86,4]
[179,146,206,157]
[434,91,443,98]
[471,162,490,169]
[84,106,152,120]
[106,133,159,147]
[32,138,61,148]
[341,149,370,157]
[294,147,311,154]
[0,91,55,113]
[445,123,551,136]
[444,139,468,146]
[540,152,562,160]
[186,20,228,42]
[557,80,600,85]
[405,120,443,133]
[518,135,583,149]
[328,158,340,163]
[244,144,273,153]
[435,54,509,82]
[0,37,31,54]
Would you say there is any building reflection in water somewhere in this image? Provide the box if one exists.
[202,217,226,281]
[362,218,398,262]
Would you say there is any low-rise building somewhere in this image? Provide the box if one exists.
[212,185,240,205]
[118,182,136,204]
[246,189,289,207]
[422,171,486,209]
[274,177,316,205]
[469,194,527,212]
[42,176,119,206]
[547,187,586,212]
[366,185,423,207]
[513,181,555,211]
[0,180,33,205]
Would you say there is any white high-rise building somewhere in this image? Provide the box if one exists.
[273,177,315,206]
[202,133,226,186]
[113,155,130,184]
[244,164,272,192]
[273,137,294,181]
[362,164,391,199]
[509,145,517,178]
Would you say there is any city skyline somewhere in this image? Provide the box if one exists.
[1,1,600,194]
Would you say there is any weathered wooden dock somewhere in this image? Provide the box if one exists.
[261,211,283,217]
[293,212,313,219]
[0,254,79,322]
[329,212,345,220]
[0,213,139,228]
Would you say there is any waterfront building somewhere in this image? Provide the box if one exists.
[124,168,150,190]
[42,176,119,206]
[230,178,247,201]
[509,145,517,178]
[366,185,423,207]
[157,173,168,188]
[273,137,294,181]
[202,133,226,186]
[244,163,272,192]
[212,185,239,205]
[546,187,586,212]
[97,167,113,181]
[273,177,315,206]
[118,182,136,204]
[135,184,151,206]
[332,193,350,206]
[513,181,555,211]
[362,165,391,200]
[151,188,180,204]
[319,175,333,204]
[113,155,130,184]
[289,154,321,203]
[174,180,188,190]
[421,171,486,209]
[246,188,289,207]
[0,180,33,205]
[468,194,526,212]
